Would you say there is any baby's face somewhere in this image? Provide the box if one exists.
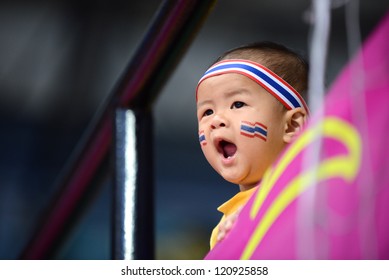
[197,73,287,190]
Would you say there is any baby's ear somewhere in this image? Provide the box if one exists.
[283,108,307,143]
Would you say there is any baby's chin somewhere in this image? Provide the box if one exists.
[220,173,260,189]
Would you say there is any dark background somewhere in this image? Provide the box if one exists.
[0,0,387,259]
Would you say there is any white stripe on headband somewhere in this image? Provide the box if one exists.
[196,59,309,113]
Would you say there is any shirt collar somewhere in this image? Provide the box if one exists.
[217,187,258,216]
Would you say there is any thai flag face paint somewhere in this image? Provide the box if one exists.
[199,130,207,146]
[196,59,309,114]
[240,121,268,142]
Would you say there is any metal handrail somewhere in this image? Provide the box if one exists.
[20,0,217,259]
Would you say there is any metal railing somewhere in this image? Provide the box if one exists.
[20,0,217,260]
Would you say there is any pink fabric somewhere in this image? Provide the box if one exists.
[205,10,389,260]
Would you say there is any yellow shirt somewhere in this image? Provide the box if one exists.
[210,187,258,249]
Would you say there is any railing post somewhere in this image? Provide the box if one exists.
[113,108,154,259]
[20,0,217,259]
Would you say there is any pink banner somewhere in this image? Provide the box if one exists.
[205,11,389,260]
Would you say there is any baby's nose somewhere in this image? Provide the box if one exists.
[211,114,228,129]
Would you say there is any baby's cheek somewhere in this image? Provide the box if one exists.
[198,130,207,146]
[240,120,268,142]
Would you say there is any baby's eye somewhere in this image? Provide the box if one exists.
[231,101,246,109]
[203,109,214,117]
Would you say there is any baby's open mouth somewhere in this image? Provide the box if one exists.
[218,140,237,158]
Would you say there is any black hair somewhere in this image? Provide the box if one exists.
[215,41,309,101]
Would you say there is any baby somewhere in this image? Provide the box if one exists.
[195,41,309,249]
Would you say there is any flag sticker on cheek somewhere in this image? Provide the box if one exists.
[240,121,268,142]
[199,130,207,146]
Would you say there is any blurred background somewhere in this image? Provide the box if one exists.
[0,0,388,259]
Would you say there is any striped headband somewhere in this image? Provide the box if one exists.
[196,59,309,113]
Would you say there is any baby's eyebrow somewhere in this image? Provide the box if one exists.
[225,89,251,99]
[197,89,251,109]
[197,99,213,109]
[219,89,254,103]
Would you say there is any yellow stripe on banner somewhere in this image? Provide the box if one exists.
[250,118,321,219]
[242,117,361,259]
